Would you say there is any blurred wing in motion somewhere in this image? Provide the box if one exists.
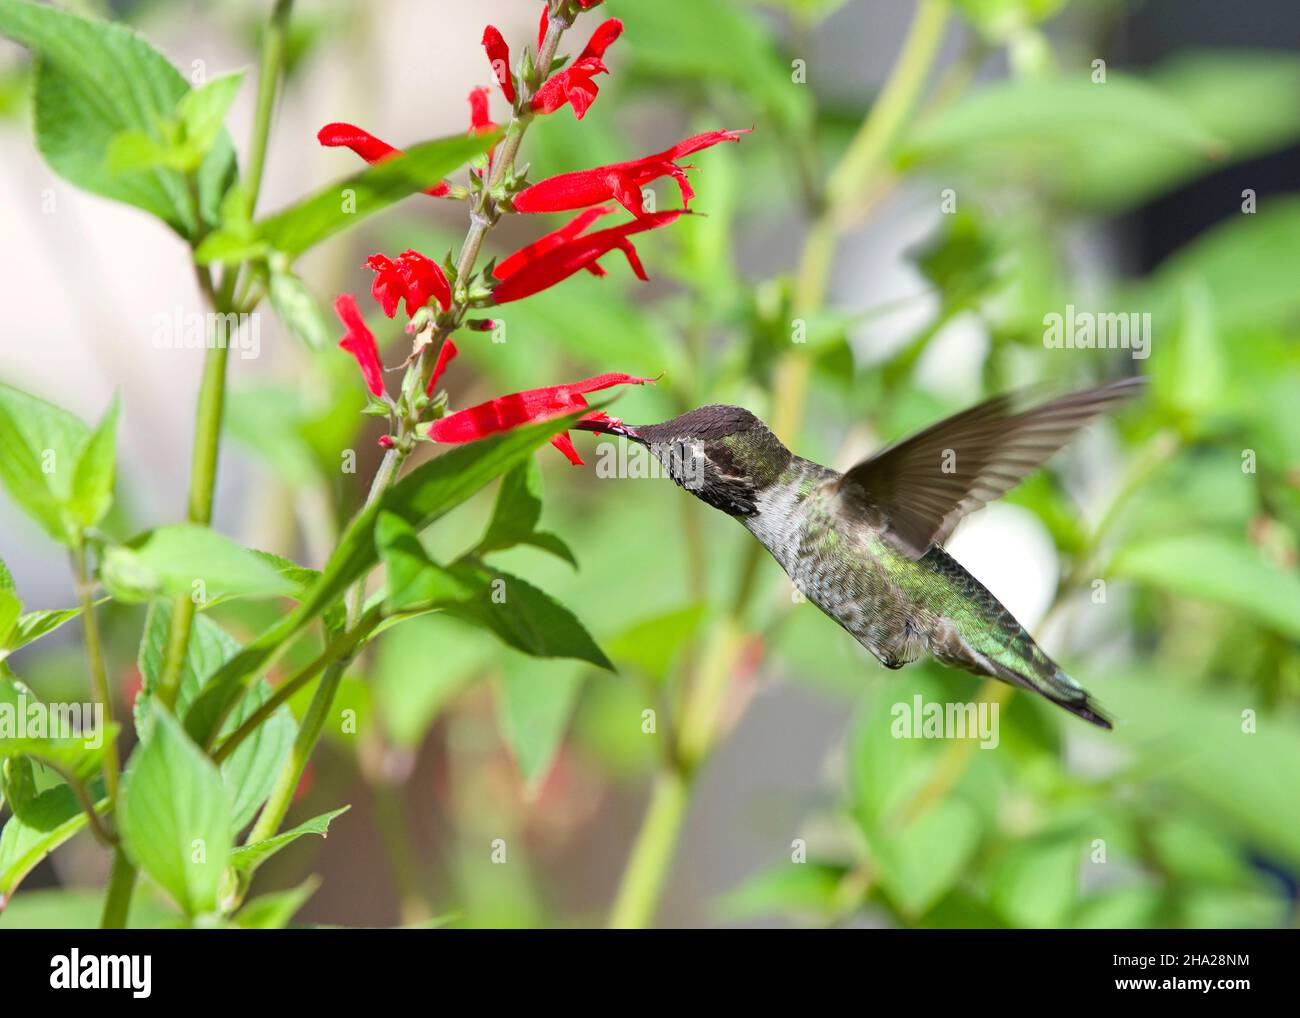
[834,377,1146,558]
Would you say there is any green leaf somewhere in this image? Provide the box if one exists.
[0,783,97,906]
[988,828,1082,927]
[604,604,707,683]
[195,129,500,264]
[0,591,19,647]
[478,461,575,567]
[869,799,982,918]
[234,876,319,929]
[717,860,850,922]
[231,805,350,877]
[901,73,1225,209]
[101,524,300,604]
[67,394,119,531]
[445,562,612,671]
[176,71,244,160]
[375,512,476,614]
[135,604,295,831]
[622,0,810,129]
[1110,533,1300,640]
[268,268,331,349]
[6,608,90,657]
[495,657,585,791]
[117,708,232,916]
[0,382,91,544]
[184,409,590,746]
[0,0,236,238]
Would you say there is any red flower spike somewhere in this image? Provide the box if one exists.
[492,211,681,304]
[317,123,451,197]
[482,25,516,104]
[531,57,608,120]
[335,294,385,397]
[513,129,749,218]
[367,250,452,319]
[424,373,653,464]
[426,337,459,397]
[578,19,623,62]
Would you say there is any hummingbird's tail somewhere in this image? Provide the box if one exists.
[982,656,1113,730]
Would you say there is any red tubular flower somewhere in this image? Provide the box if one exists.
[513,129,749,218]
[426,338,459,396]
[494,206,614,279]
[538,5,549,52]
[425,373,653,465]
[492,211,682,304]
[367,250,452,319]
[482,25,516,104]
[335,294,385,397]
[317,123,452,197]
[579,18,623,61]
[531,57,608,120]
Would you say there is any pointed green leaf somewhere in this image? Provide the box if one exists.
[136,603,295,830]
[234,876,319,929]
[102,524,300,604]
[0,783,99,907]
[478,461,576,567]
[375,512,475,613]
[0,382,91,545]
[495,657,585,791]
[68,394,120,531]
[117,708,232,916]
[0,0,236,238]
[231,805,350,877]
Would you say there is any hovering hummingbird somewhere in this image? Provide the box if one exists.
[587,378,1144,728]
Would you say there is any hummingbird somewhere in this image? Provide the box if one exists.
[587,378,1144,728]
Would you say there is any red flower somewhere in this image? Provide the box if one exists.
[579,19,623,61]
[492,211,682,303]
[538,5,549,52]
[531,57,608,120]
[367,250,452,319]
[425,373,653,465]
[513,129,749,218]
[483,25,516,104]
[335,294,385,397]
[317,123,452,198]
[426,338,459,396]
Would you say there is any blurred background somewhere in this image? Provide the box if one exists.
[2,0,1299,928]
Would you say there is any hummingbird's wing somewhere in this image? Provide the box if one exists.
[833,377,1145,558]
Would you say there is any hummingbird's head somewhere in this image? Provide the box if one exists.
[603,404,793,517]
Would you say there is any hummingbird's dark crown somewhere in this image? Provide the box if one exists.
[627,404,793,517]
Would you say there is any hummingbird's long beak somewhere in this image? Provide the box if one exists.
[573,417,645,443]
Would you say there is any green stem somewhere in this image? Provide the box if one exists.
[826,0,951,212]
[100,850,137,930]
[101,0,297,931]
[72,542,119,803]
[245,0,294,213]
[212,610,380,764]
[243,660,344,848]
[607,770,688,929]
